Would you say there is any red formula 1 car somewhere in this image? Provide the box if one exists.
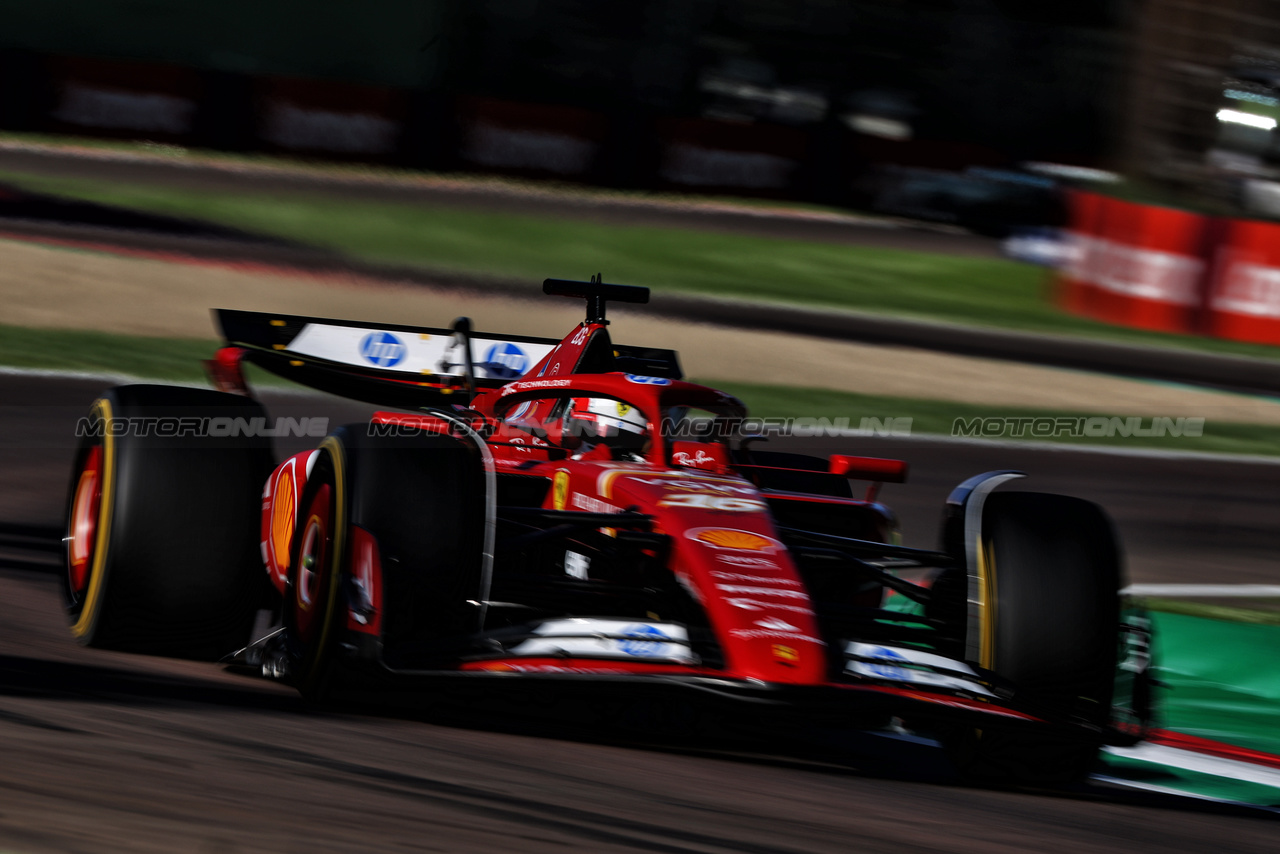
[62,278,1154,783]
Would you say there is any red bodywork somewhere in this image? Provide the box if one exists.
[258,321,888,679]
[251,315,1051,725]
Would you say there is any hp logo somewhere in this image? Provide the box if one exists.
[618,624,668,657]
[359,332,406,368]
[624,374,671,386]
[482,343,529,380]
[864,646,909,681]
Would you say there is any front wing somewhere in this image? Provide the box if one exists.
[229,621,1137,746]
[227,501,1146,747]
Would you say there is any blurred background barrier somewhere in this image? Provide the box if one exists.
[1203,217,1280,344]
[454,97,608,180]
[5,1,1280,219]
[1060,191,1211,334]
[255,77,410,159]
[0,1,1123,208]
[45,56,203,145]
[653,117,809,194]
[1061,189,1280,345]
[11,0,1280,351]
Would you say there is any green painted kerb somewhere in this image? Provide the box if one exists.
[1149,611,1280,757]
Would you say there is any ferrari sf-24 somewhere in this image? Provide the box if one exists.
[62,278,1154,783]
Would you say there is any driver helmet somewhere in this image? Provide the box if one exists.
[564,397,648,452]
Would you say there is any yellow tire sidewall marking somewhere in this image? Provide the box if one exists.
[303,435,346,688]
[71,398,115,640]
[977,538,997,670]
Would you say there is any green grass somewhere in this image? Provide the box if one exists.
[0,324,287,387]
[5,322,1279,457]
[3,169,1040,310]
[0,324,216,381]
[10,167,1280,363]
[1138,598,1280,624]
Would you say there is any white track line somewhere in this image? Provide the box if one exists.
[1092,775,1280,813]
[0,365,144,383]
[1124,584,1280,597]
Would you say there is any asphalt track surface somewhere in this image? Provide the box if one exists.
[1,374,1279,852]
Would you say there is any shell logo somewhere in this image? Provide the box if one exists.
[692,528,775,551]
[271,472,296,571]
[772,644,799,664]
[552,470,570,511]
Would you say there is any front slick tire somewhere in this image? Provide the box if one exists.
[947,491,1121,787]
[63,385,274,659]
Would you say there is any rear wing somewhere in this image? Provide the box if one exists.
[215,309,682,409]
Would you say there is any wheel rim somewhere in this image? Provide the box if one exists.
[67,444,103,600]
[294,483,331,644]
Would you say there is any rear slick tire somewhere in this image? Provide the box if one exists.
[283,425,486,699]
[63,385,275,660]
[944,491,1122,786]
[286,437,344,701]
